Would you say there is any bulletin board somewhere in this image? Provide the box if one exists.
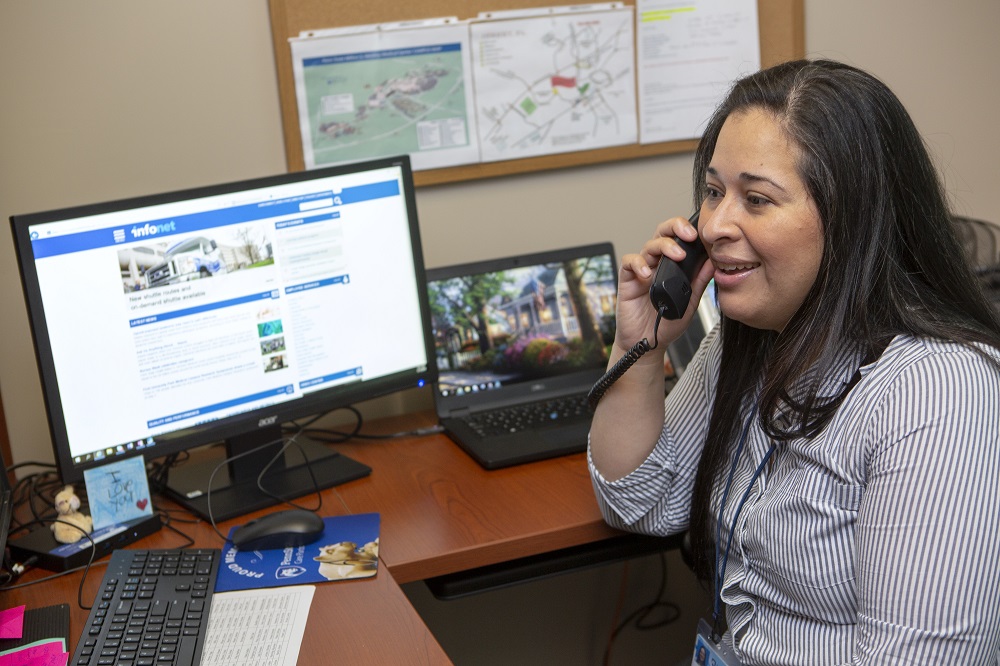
[268,0,804,187]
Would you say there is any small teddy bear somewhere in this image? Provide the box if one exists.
[51,485,94,544]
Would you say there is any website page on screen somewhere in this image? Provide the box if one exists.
[27,166,427,464]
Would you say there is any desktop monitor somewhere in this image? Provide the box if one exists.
[10,155,436,523]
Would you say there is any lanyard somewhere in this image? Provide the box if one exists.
[712,407,776,639]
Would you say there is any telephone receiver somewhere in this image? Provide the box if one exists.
[587,210,706,410]
[648,211,707,320]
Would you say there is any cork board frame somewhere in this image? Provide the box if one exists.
[268,0,804,187]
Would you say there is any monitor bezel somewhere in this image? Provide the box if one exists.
[10,154,437,488]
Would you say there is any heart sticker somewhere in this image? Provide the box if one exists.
[137,499,148,510]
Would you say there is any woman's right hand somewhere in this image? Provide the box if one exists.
[590,214,714,481]
[613,214,714,356]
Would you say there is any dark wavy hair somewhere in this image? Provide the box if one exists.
[685,59,1000,582]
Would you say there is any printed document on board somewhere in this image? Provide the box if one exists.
[636,0,759,143]
[290,21,480,171]
[470,4,637,162]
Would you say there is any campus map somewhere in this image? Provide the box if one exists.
[292,27,480,171]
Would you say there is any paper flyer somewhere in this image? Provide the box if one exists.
[215,513,380,592]
[636,0,760,143]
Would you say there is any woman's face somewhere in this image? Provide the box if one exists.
[700,108,824,332]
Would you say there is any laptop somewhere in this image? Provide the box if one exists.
[426,242,618,469]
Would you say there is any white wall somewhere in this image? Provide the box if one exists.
[803,2,999,221]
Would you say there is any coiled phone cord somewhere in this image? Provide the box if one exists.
[587,307,666,411]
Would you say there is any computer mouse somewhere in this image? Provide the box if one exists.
[230,508,325,551]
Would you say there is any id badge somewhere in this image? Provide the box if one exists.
[691,618,742,666]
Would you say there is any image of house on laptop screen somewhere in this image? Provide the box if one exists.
[428,252,617,396]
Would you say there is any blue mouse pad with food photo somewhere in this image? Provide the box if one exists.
[215,512,380,592]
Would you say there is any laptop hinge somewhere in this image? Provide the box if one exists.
[446,407,472,419]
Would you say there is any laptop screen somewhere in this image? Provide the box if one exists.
[426,243,617,399]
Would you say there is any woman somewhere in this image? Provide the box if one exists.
[589,59,1000,664]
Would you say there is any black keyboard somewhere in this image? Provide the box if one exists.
[72,548,220,666]
[465,393,590,437]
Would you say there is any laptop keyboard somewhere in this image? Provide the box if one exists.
[73,548,220,666]
[464,393,590,437]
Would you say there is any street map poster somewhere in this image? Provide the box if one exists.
[470,5,637,163]
[290,22,480,171]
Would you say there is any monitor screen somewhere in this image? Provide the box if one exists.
[10,155,435,521]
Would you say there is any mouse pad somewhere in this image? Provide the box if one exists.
[215,513,380,592]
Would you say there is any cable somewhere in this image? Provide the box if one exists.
[292,405,363,443]
[3,471,199,610]
[156,506,202,525]
[203,429,324,543]
[604,560,632,666]
[303,424,445,443]
[5,461,56,474]
[22,471,62,526]
[146,451,190,493]
[9,469,62,533]
[159,512,195,549]
[0,558,109,593]
[602,552,681,665]
[588,308,666,411]
[1,517,99,610]
[250,431,324,510]
[284,405,361,440]
[290,404,445,443]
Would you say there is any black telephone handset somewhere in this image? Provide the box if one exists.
[587,211,706,410]
[648,211,706,320]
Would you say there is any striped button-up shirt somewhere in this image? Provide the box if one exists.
[589,326,1000,664]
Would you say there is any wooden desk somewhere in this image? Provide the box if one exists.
[3,494,451,663]
[3,410,632,662]
[331,411,624,584]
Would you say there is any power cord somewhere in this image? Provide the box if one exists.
[2,516,99,610]
[158,511,196,549]
[8,466,63,531]
[202,427,324,544]
[0,557,108,594]
[146,451,190,492]
[291,404,444,443]
[10,555,38,578]
[603,551,681,665]
[2,467,199,612]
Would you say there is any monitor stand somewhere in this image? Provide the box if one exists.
[162,425,370,523]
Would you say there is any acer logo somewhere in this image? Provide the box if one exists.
[530,383,546,392]
[258,415,279,428]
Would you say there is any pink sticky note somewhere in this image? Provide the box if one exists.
[0,641,68,666]
[0,606,25,640]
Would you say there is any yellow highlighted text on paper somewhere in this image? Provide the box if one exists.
[640,7,695,23]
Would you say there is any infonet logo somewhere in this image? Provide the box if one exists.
[130,221,177,239]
